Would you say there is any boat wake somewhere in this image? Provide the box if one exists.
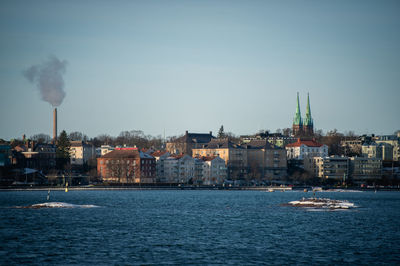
[285,197,358,211]
[15,202,100,209]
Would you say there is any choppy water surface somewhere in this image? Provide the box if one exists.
[1,190,399,265]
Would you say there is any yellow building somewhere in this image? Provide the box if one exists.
[192,139,247,179]
[241,140,287,180]
[193,139,287,180]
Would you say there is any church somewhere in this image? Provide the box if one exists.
[292,92,314,136]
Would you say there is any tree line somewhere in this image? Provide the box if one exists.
[4,128,398,156]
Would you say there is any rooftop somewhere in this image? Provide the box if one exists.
[171,131,215,144]
[199,139,241,149]
[286,138,323,148]
[240,140,278,149]
[101,149,140,159]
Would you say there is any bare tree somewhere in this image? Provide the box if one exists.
[96,134,114,145]
[69,131,89,141]
[31,133,51,143]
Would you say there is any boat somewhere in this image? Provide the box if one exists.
[287,197,356,209]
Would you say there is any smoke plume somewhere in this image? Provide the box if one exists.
[23,56,67,107]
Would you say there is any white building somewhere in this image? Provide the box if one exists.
[285,138,328,160]
[70,141,95,166]
[376,135,400,161]
[194,158,205,184]
[164,154,195,183]
[151,151,170,183]
[363,141,395,161]
[100,145,115,156]
[200,156,227,185]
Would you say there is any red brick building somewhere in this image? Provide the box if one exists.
[97,148,156,183]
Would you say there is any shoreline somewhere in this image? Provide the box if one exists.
[1,186,399,192]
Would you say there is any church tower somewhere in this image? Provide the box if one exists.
[292,92,303,136]
[303,92,314,136]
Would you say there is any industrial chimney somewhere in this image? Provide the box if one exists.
[53,108,57,143]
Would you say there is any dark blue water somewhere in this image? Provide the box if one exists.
[1,190,399,265]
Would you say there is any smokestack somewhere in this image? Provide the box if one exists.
[53,108,57,142]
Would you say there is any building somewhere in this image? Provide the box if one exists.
[163,154,195,183]
[192,138,247,179]
[69,141,95,166]
[240,132,296,148]
[139,150,157,183]
[200,156,227,185]
[100,145,115,156]
[193,158,205,184]
[340,138,362,156]
[163,156,178,183]
[151,151,170,183]
[361,142,393,161]
[376,135,400,161]
[0,145,12,167]
[166,131,215,156]
[292,93,314,137]
[97,148,156,183]
[350,157,382,182]
[241,140,287,180]
[18,143,56,171]
[309,156,349,181]
[286,138,328,160]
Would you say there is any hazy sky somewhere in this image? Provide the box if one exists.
[1,0,399,140]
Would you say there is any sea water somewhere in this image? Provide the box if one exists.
[0,190,399,265]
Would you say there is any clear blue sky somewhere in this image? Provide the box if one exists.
[1,0,399,140]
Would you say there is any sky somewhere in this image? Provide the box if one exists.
[0,0,399,140]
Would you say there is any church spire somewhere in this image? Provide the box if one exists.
[304,92,313,126]
[293,92,302,126]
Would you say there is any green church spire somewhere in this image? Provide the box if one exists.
[304,92,313,126]
[293,92,303,126]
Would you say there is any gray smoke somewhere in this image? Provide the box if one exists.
[23,56,67,107]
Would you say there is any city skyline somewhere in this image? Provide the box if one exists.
[1,1,399,140]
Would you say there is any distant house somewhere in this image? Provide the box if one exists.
[17,142,56,171]
[376,135,400,161]
[100,145,115,156]
[308,156,349,180]
[240,132,296,148]
[362,142,393,161]
[151,151,170,183]
[308,155,382,182]
[192,138,247,179]
[97,148,156,183]
[0,145,12,167]
[199,156,227,185]
[69,141,95,166]
[241,140,287,180]
[166,130,215,156]
[350,157,382,181]
[164,154,195,183]
[286,138,328,160]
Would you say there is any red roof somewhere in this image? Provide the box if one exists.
[101,149,139,158]
[286,138,323,148]
[170,154,185,159]
[151,150,168,157]
[115,147,138,151]
[199,156,218,162]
